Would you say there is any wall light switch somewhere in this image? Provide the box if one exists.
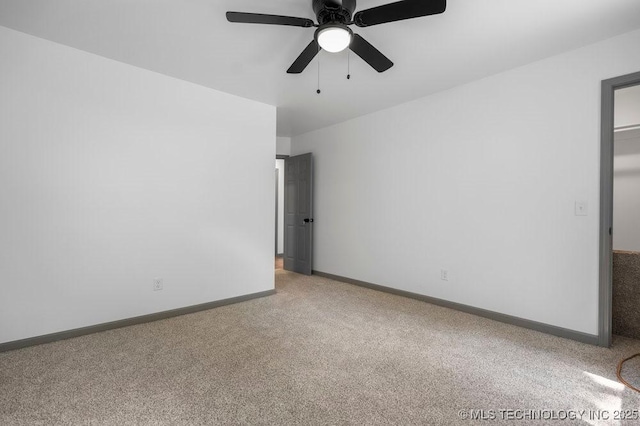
[575,201,588,216]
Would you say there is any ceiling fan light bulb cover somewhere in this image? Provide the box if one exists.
[317,26,352,53]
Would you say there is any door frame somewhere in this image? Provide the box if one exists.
[598,71,640,347]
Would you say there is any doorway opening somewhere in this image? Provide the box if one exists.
[612,84,640,340]
[274,153,314,275]
[599,71,640,347]
[275,157,286,271]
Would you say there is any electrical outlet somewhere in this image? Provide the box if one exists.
[440,269,449,281]
[153,278,163,291]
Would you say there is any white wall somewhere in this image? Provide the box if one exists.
[276,137,291,156]
[275,159,285,254]
[614,129,640,252]
[0,26,276,344]
[292,29,640,336]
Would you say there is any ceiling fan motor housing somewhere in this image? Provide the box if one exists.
[313,0,356,25]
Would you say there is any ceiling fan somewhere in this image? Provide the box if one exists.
[226,0,446,74]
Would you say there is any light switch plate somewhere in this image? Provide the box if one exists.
[153,278,163,291]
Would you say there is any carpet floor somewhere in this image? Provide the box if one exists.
[1,270,640,425]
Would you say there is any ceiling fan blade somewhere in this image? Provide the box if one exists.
[287,40,320,74]
[353,0,446,27]
[349,34,393,73]
[226,12,314,28]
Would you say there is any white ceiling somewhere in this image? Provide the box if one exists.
[2,0,640,137]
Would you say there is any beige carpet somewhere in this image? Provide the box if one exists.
[1,270,640,425]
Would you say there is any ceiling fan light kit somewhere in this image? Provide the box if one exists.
[316,24,352,53]
[226,0,447,74]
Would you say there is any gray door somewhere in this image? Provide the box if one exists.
[275,168,279,255]
[284,153,313,275]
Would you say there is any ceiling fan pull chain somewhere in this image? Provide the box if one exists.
[317,48,321,94]
[347,50,351,80]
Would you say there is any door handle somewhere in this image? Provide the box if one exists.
[303,218,314,223]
